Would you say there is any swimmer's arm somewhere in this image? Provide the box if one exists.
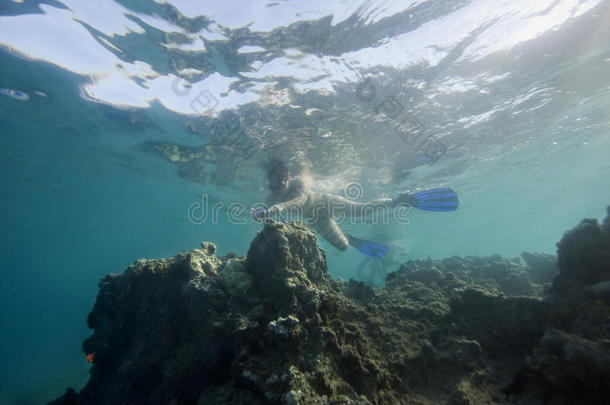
[267,194,309,217]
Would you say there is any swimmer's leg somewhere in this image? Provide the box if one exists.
[311,216,349,251]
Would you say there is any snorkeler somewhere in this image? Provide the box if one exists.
[251,159,459,257]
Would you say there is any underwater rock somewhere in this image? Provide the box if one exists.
[268,315,299,337]
[532,330,610,389]
[246,221,330,318]
[506,206,610,404]
[218,258,252,296]
[51,208,610,404]
[508,330,610,404]
[51,220,505,404]
[603,206,610,231]
[48,388,78,405]
[554,208,610,290]
[447,287,549,359]
[388,255,540,297]
[547,207,610,336]
[521,252,559,284]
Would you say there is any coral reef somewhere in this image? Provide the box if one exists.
[507,206,610,404]
[520,252,558,285]
[51,208,610,404]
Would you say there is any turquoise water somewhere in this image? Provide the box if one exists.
[1,1,610,403]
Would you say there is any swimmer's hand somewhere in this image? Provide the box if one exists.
[250,207,269,220]
[250,206,282,221]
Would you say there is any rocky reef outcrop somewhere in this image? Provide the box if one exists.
[51,208,610,404]
[506,206,610,404]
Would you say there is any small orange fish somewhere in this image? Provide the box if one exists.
[86,352,95,363]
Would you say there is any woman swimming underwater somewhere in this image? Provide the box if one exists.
[251,159,459,258]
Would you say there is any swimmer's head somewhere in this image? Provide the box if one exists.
[265,158,291,194]
[265,158,312,198]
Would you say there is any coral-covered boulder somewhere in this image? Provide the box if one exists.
[447,287,548,359]
[554,206,610,290]
[246,221,329,318]
[509,329,610,404]
[521,252,558,285]
[548,207,610,337]
[507,206,610,404]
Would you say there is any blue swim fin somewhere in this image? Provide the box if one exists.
[346,233,389,258]
[396,188,459,212]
